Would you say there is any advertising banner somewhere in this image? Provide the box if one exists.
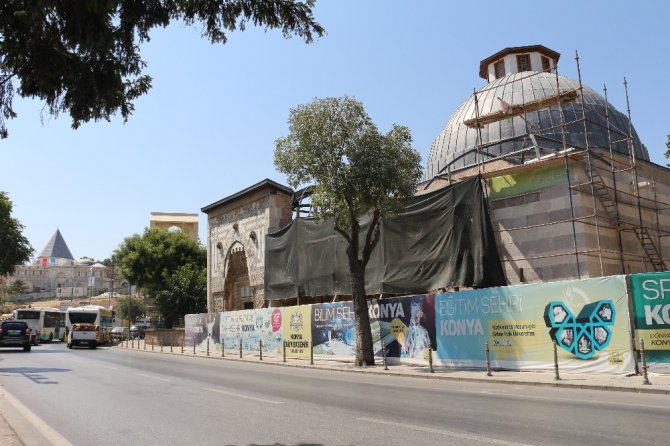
[368,295,436,364]
[435,276,634,373]
[630,272,670,373]
[282,305,312,359]
[220,308,283,355]
[312,302,357,358]
[184,313,220,352]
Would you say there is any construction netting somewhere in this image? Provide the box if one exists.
[264,177,506,300]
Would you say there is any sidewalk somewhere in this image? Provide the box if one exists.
[122,339,670,395]
[2,340,668,446]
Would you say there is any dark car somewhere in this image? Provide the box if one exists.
[130,325,145,339]
[0,321,32,351]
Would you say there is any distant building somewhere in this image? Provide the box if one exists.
[7,230,113,300]
[150,212,199,242]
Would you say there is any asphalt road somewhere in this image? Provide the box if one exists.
[0,342,668,446]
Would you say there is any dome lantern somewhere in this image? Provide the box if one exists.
[479,45,561,83]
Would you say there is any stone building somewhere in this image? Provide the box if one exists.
[149,212,199,242]
[201,179,293,312]
[203,45,670,309]
[421,44,669,283]
[8,229,113,300]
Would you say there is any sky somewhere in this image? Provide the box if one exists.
[2,0,669,262]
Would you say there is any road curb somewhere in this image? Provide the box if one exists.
[115,344,669,395]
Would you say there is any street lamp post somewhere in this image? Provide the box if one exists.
[108,259,115,309]
[88,267,93,303]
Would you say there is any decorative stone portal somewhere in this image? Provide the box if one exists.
[201,179,294,312]
[222,244,252,311]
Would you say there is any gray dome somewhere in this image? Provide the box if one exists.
[426,72,649,179]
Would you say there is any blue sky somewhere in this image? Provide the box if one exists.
[2,0,669,262]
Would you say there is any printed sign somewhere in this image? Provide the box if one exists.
[630,272,670,372]
[435,276,633,373]
[282,305,312,359]
[368,295,436,363]
[220,309,283,355]
[184,313,220,352]
[312,302,356,358]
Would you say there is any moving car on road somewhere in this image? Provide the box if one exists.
[0,320,32,351]
[67,323,98,349]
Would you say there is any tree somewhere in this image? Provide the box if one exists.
[0,1,324,138]
[114,228,206,297]
[665,134,670,165]
[117,296,147,324]
[0,191,33,276]
[274,96,423,366]
[155,263,207,328]
[8,279,28,294]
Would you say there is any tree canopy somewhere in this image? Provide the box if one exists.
[0,0,324,138]
[274,96,423,365]
[116,296,147,324]
[155,263,207,327]
[114,228,206,298]
[665,134,670,165]
[0,191,33,276]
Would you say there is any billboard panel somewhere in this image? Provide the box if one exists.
[368,295,436,364]
[282,305,313,359]
[435,276,633,373]
[312,302,356,359]
[630,272,670,373]
[184,313,220,352]
[220,308,283,355]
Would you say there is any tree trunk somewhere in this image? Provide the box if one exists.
[351,259,375,366]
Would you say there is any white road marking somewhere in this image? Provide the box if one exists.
[135,373,170,382]
[358,416,533,446]
[203,387,284,405]
[476,390,670,411]
[0,388,73,446]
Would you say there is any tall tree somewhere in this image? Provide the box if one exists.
[155,263,207,327]
[114,227,205,305]
[0,191,33,276]
[665,134,670,165]
[116,296,147,324]
[0,1,324,138]
[274,96,423,366]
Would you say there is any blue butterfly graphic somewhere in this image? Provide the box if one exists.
[543,300,615,360]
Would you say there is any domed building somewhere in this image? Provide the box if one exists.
[202,45,670,311]
[422,45,670,284]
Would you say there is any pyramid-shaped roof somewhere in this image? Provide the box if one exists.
[38,229,74,260]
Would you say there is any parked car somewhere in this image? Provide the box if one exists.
[110,326,129,342]
[130,325,145,340]
[0,320,32,351]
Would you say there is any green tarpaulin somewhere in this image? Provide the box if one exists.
[264,177,506,300]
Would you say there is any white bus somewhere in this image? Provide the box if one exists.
[13,307,66,344]
[65,305,114,345]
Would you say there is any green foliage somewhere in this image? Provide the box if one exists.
[275,96,423,251]
[665,134,670,165]
[114,228,206,299]
[0,191,33,276]
[116,297,147,324]
[0,1,324,138]
[8,279,28,294]
[154,263,207,326]
[274,96,423,365]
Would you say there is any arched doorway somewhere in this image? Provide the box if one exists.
[222,242,252,311]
